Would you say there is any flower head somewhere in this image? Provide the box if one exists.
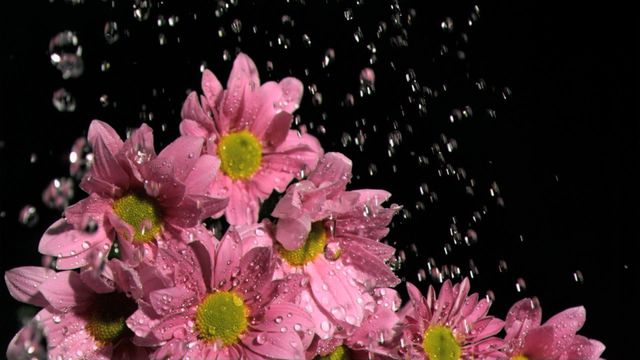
[261,152,400,340]
[501,298,605,360]
[4,260,153,359]
[38,120,228,269]
[128,227,314,359]
[399,278,505,359]
[180,52,323,225]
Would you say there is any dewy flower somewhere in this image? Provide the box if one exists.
[501,298,605,360]
[398,278,505,360]
[180,52,323,225]
[5,260,154,359]
[128,227,315,359]
[266,152,400,340]
[38,120,228,269]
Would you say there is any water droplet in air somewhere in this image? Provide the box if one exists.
[104,21,120,44]
[48,31,83,79]
[52,88,76,112]
[18,205,39,227]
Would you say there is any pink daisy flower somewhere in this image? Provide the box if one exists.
[38,120,228,269]
[501,298,605,360]
[264,152,400,340]
[180,52,323,225]
[398,278,505,360]
[128,227,315,359]
[5,260,154,359]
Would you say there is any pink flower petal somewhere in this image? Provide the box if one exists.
[38,219,111,270]
[275,216,311,250]
[277,77,304,113]
[150,286,197,316]
[213,228,242,289]
[521,325,557,358]
[561,335,605,360]
[149,135,204,183]
[220,53,260,132]
[225,181,261,225]
[342,242,399,288]
[201,69,224,110]
[234,247,275,303]
[543,306,586,351]
[251,302,314,349]
[88,120,124,156]
[4,266,55,306]
[180,92,216,134]
[307,152,352,193]
[262,111,293,148]
[81,133,129,197]
[38,271,93,311]
[505,298,543,334]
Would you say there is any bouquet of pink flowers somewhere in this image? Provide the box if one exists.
[5,54,605,360]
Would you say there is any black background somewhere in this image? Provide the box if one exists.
[1,0,636,358]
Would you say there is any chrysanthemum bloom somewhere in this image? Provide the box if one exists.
[266,152,400,340]
[310,287,403,360]
[180,52,323,225]
[5,260,152,359]
[500,298,605,360]
[128,227,315,359]
[398,278,505,360]
[38,120,228,269]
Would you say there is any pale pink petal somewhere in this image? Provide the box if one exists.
[148,135,204,182]
[150,286,197,316]
[241,330,305,360]
[180,118,210,138]
[180,92,216,134]
[275,216,311,250]
[247,82,284,138]
[87,120,123,156]
[307,152,352,193]
[184,154,220,196]
[201,69,224,108]
[543,306,586,352]
[39,271,93,311]
[219,53,260,132]
[63,193,111,225]
[5,266,55,306]
[342,242,399,288]
[38,219,112,270]
[81,134,129,196]
[251,302,314,349]
[79,262,116,294]
[278,77,304,113]
[562,336,605,360]
[505,298,543,334]
[213,228,242,289]
[306,257,364,327]
[225,181,260,225]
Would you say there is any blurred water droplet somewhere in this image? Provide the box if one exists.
[515,278,527,292]
[104,21,120,44]
[133,0,151,21]
[322,48,335,68]
[441,17,454,31]
[18,205,39,227]
[48,31,83,79]
[52,88,76,112]
[42,178,74,210]
[231,19,242,33]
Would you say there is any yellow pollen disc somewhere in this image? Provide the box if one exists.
[217,130,263,180]
[278,222,327,266]
[317,345,351,360]
[195,291,249,346]
[85,292,137,345]
[422,325,461,360]
[113,193,163,243]
[512,356,529,360]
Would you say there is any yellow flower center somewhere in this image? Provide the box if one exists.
[317,345,351,360]
[113,192,162,243]
[217,130,262,180]
[512,356,529,360]
[278,222,327,266]
[422,325,461,360]
[85,292,137,345]
[195,291,249,346]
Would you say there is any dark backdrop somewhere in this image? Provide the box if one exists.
[1,0,636,358]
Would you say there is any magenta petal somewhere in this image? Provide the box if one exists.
[79,263,116,294]
[221,53,259,129]
[5,266,55,306]
[81,134,130,196]
[181,92,216,133]
[39,271,93,311]
[179,118,209,138]
[342,242,399,288]
[505,298,543,333]
[88,120,124,156]
[241,330,305,360]
[266,131,323,177]
[522,325,557,358]
[184,154,220,196]
[38,219,110,269]
[248,82,284,138]
[234,247,275,301]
